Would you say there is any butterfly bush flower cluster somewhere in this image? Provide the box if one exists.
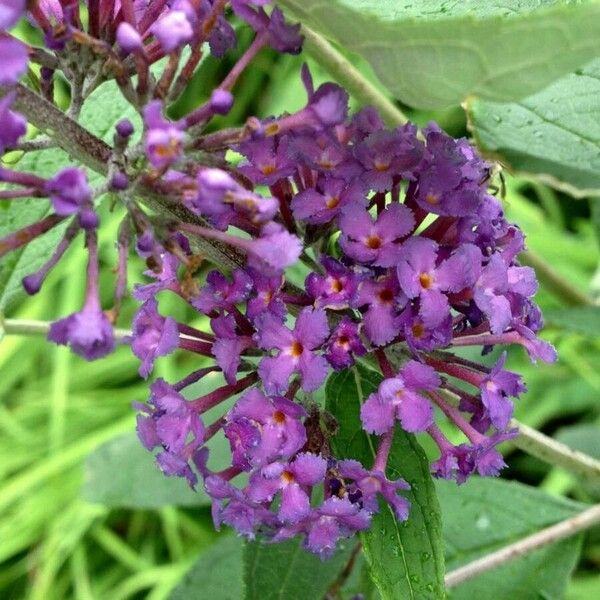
[0,0,556,557]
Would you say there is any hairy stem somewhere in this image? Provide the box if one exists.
[511,418,600,484]
[445,504,600,588]
[300,25,408,127]
[520,249,595,307]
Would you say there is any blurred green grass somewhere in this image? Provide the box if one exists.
[1,25,600,600]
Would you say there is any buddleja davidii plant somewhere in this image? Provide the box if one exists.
[2,0,596,587]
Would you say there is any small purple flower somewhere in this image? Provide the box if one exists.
[415,124,488,216]
[137,378,205,487]
[267,7,303,54]
[354,126,424,192]
[0,35,28,84]
[192,269,253,315]
[339,203,415,267]
[397,304,452,353]
[361,361,439,434]
[396,237,481,328]
[304,497,371,558]
[306,257,361,310]
[246,222,302,273]
[256,307,330,394]
[48,303,116,360]
[45,167,95,224]
[131,298,180,379]
[246,268,286,322]
[224,388,307,469]
[247,453,326,523]
[237,137,295,186]
[324,317,366,370]
[211,314,254,384]
[353,273,405,346]
[337,459,411,521]
[143,101,185,169]
[0,92,26,153]
[292,177,365,224]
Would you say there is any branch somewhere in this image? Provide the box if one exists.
[300,25,408,127]
[445,503,600,588]
[511,418,600,484]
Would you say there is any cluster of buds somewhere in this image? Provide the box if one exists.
[0,1,555,557]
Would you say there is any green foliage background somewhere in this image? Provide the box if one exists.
[1,7,600,600]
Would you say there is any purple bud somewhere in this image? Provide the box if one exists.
[116,118,135,138]
[151,10,193,53]
[110,172,129,191]
[116,22,143,54]
[210,89,234,115]
[22,272,43,295]
[79,208,99,230]
[46,168,92,216]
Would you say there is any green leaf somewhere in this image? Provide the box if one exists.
[325,365,445,600]
[243,537,355,600]
[438,477,585,599]
[468,58,600,197]
[170,535,244,600]
[82,431,229,508]
[277,0,600,109]
[544,306,600,336]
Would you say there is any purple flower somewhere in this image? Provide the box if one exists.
[353,273,405,346]
[304,497,371,558]
[48,230,115,360]
[306,257,361,310]
[246,222,302,273]
[478,352,526,430]
[193,269,253,315]
[246,268,286,322]
[143,101,185,169]
[337,459,410,521]
[256,307,329,393]
[292,177,365,224]
[0,35,28,84]
[45,167,97,229]
[396,237,481,328]
[237,137,295,186]
[0,0,26,30]
[0,92,26,153]
[267,7,303,54]
[48,304,116,360]
[339,203,415,267]
[415,124,488,216]
[137,378,205,487]
[361,361,439,434]
[397,304,452,353]
[211,314,253,384]
[131,298,180,379]
[247,453,326,523]
[133,251,182,301]
[354,126,424,192]
[324,317,366,370]
[224,388,307,469]
[193,168,278,229]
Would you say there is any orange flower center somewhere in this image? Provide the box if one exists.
[290,341,304,358]
[378,288,394,303]
[281,470,295,485]
[325,195,340,209]
[366,235,382,250]
[419,273,433,289]
[272,410,286,424]
[425,192,440,205]
[411,323,425,338]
